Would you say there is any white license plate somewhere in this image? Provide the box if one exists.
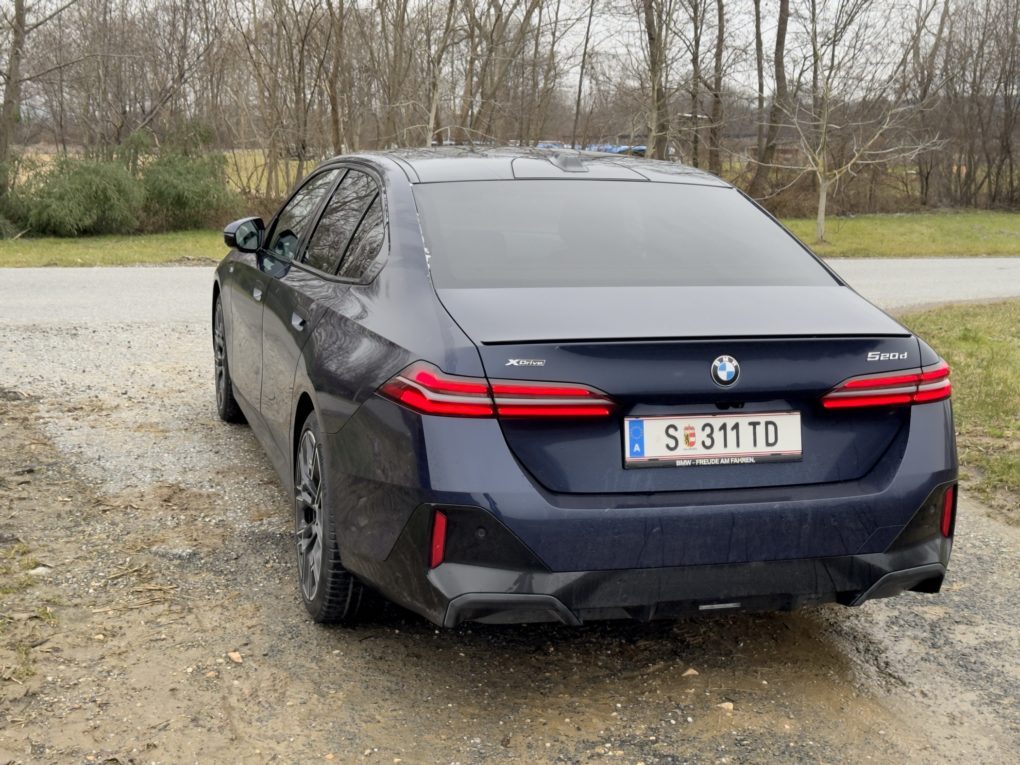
[624,412,802,468]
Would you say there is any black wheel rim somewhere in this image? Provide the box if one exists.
[295,428,323,601]
[213,301,226,410]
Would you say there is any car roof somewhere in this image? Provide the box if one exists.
[337,146,731,187]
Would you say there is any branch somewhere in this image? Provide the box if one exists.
[17,55,96,84]
[26,0,81,33]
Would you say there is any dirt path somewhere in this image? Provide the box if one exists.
[0,271,1018,763]
[2,391,1019,765]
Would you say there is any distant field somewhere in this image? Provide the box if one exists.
[0,230,221,267]
[1,210,1019,266]
[898,300,1020,523]
[783,210,1020,257]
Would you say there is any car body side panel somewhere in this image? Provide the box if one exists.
[279,163,482,512]
[260,264,334,460]
[224,253,266,406]
[224,158,480,500]
[214,257,275,448]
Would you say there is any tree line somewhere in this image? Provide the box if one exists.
[1,0,1018,239]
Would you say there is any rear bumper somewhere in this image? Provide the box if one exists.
[345,498,952,627]
[332,398,957,570]
[331,397,957,627]
[433,542,949,627]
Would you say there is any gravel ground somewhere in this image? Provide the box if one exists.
[0,264,1019,764]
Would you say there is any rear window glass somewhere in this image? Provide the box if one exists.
[413,181,836,288]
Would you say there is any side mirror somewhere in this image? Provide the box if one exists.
[223,217,265,253]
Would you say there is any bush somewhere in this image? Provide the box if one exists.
[13,158,144,236]
[141,153,242,231]
[0,213,21,239]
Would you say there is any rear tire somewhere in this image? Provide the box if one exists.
[213,297,246,424]
[294,411,363,624]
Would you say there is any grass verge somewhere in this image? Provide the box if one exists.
[898,300,1020,522]
[1,210,1019,267]
[784,210,1020,258]
[0,229,223,267]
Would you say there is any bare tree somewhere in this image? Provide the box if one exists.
[0,0,81,194]
[639,0,676,159]
[706,0,724,175]
[421,0,460,147]
[571,0,596,148]
[2,0,1018,220]
[778,0,943,240]
[752,0,765,162]
[747,0,790,198]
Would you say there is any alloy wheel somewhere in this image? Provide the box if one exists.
[295,428,324,601]
[213,302,227,410]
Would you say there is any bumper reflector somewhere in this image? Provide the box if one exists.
[430,510,448,569]
[941,485,956,537]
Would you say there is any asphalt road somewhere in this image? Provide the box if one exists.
[825,257,1020,311]
[1,257,1019,325]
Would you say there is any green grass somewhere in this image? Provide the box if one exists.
[898,300,1020,522]
[0,229,223,267]
[1,210,1018,267]
[782,210,1020,257]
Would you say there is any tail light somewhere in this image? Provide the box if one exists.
[429,510,447,568]
[379,361,615,418]
[940,485,956,537]
[821,360,951,409]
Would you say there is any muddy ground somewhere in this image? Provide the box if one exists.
[1,273,1019,764]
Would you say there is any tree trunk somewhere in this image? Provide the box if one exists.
[747,0,788,198]
[425,0,458,147]
[0,0,27,197]
[816,174,828,243]
[753,0,764,162]
[642,0,669,160]
[689,0,702,167]
[707,0,724,176]
[571,0,596,149]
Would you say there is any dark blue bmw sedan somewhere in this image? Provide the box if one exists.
[213,148,957,627]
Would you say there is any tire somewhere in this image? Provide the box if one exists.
[213,297,245,424]
[294,411,363,624]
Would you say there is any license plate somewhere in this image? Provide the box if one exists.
[624,412,802,468]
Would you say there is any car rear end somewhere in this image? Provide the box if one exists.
[350,169,957,627]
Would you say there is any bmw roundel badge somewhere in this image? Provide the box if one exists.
[711,355,740,386]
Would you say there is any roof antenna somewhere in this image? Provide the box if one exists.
[549,153,588,173]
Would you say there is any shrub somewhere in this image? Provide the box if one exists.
[0,212,20,239]
[15,158,144,236]
[141,153,242,231]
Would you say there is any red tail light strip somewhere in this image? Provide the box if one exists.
[379,361,615,418]
[822,360,951,409]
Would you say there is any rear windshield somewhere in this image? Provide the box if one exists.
[413,181,837,289]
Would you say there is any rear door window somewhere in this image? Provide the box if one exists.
[303,170,377,274]
[336,196,385,280]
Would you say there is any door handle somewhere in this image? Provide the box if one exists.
[291,312,307,331]
[252,284,264,302]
